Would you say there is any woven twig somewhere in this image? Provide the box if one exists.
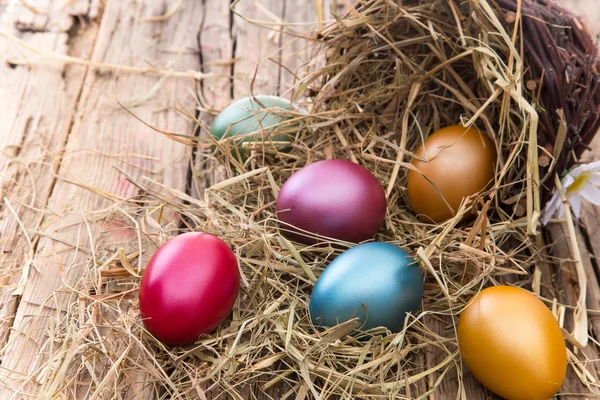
[498,0,600,199]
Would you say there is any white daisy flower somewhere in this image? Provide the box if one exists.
[542,160,600,225]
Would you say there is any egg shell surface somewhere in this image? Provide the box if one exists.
[458,286,567,400]
[407,125,496,223]
[210,95,294,151]
[309,242,423,332]
[276,159,387,244]
[139,232,240,346]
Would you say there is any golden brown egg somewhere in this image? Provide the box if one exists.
[458,286,567,400]
[406,125,496,223]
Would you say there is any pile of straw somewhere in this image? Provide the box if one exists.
[22,0,599,398]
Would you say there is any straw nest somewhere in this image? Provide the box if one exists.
[24,0,600,399]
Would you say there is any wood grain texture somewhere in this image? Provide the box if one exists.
[545,225,600,396]
[195,0,234,195]
[0,0,598,398]
[200,0,233,109]
[233,1,285,398]
[0,0,201,397]
[196,2,234,398]
[233,0,285,97]
[545,1,600,398]
[279,1,322,100]
[0,0,99,363]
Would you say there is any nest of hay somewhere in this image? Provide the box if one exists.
[24,0,600,398]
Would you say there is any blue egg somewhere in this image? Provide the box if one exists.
[309,242,423,332]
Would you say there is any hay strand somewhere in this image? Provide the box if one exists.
[2,0,598,398]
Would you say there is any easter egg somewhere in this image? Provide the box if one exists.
[139,232,240,345]
[458,286,567,400]
[406,125,496,223]
[210,95,294,153]
[309,242,423,332]
[276,160,387,244]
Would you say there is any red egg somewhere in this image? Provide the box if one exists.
[276,159,387,244]
[139,232,240,345]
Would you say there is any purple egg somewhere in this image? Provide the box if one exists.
[276,159,387,244]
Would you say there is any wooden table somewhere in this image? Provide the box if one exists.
[0,1,598,399]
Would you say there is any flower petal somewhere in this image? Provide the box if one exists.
[569,193,582,219]
[580,183,600,206]
[585,160,600,173]
[561,173,575,190]
[576,160,600,173]
[569,164,587,177]
[556,203,566,220]
[588,174,600,185]
[542,191,562,225]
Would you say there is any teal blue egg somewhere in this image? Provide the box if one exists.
[309,242,423,332]
[210,95,295,153]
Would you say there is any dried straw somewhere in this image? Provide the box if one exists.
[3,0,599,398]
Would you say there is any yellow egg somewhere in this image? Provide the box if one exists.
[406,125,496,223]
[458,286,567,400]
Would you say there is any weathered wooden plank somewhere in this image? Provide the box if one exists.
[279,1,322,100]
[233,0,285,97]
[200,0,233,109]
[550,2,600,394]
[0,0,202,397]
[2,0,96,33]
[0,0,97,168]
[0,0,99,357]
[195,0,234,194]
[546,224,600,396]
[196,1,235,399]
[541,0,600,379]
[578,133,600,271]
[228,2,285,397]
